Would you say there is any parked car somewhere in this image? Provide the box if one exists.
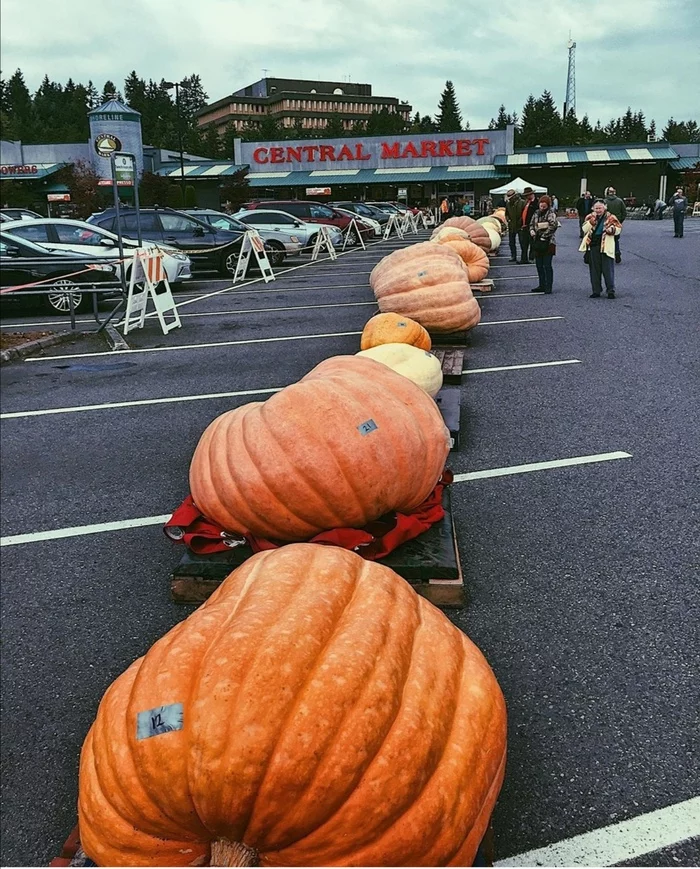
[1,217,192,287]
[0,207,44,222]
[87,206,254,277]
[365,201,410,217]
[330,201,390,226]
[183,208,302,266]
[233,209,344,250]
[331,206,382,237]
[0,230,117,314]
[241,200,373,246]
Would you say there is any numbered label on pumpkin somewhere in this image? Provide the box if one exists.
[136,703,184,740]
[357,419,378,436]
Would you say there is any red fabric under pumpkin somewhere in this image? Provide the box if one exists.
[164,470,452,560]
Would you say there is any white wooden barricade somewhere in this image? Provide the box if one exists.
[123,248,181,335]
[311,225,338,261]
[341,217,366,251]
[233,230,276,284]
[383,212,404,240]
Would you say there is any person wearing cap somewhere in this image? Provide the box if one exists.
[519,187,539,264]
[579,199,622,298]
[669,187,688,237]
[528,195,559,293]
[504,188,524,262]
[604,187,626,262]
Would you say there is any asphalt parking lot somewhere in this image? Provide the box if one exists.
[1,219,699,866]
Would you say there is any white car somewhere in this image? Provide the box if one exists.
[233,209,344,250]
[184,209,303,266]
[1,218,192,286]
[331,206,382,237]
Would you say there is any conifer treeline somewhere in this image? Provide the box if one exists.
[1,71,698,161]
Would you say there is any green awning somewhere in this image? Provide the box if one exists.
[0,162,69,180]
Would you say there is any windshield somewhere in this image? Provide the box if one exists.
[206,214,247,232]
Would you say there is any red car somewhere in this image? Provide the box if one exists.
[242,200,373,246]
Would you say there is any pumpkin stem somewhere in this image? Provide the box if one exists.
[210,839,259,867]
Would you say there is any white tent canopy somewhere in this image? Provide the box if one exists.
[489,176,548,195]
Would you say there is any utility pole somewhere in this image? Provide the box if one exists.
[563,35,576,118]
[164,80,187,205]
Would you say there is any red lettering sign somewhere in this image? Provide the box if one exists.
[319,145,336,161]
[456,140,472,157]
[286,147,302,163]
[354,143,371,161]
[472,137,489,156]
[302,145,319,161]
[252,147,269,164]
[402,142,420,159]
[337,145,355,161]
[381,142,401,159]
[420,141,437,157]
[269,147,285,164]
[438,140,455,157]
[0,164,38,175]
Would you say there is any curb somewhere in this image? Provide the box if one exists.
[0,331,79,364]
[104,324,130,351]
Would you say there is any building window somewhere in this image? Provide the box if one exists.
[334,87,343,95]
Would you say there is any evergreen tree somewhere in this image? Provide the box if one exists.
[222,120,240,160]
[536,91,562,145]
[561,108,580,145]
[488,104,517,130]
[101,80,121,103]
[258,114,283,140]
[515,94,537,147]
[202,123,223,159]
[86,81,100,110]
[324,112,345,137]
[290,117,306,139]
[124,71,147,113]
[435,80,462,132]
[578,114,594,144]
[350,118,367,136]
[5,69,34,139]
[0,74,7,114]
[648,119,657,141]
[661,118,699,143]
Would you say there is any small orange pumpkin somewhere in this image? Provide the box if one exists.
[430,228,491,283]
[189,355,450,540]
[370,242,481,333]
[79,544,507,868]
[360,312,431,351]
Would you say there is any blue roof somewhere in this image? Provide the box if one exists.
[669,156,699,170]
[88,98,140,116]
[495,144,679,166]
[155,162,248,178]
[245,166,507,187]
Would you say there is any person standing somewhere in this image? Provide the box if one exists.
[529,195,558,293]
[440,197,450,222]
[654,197,666,220]
[462,198,473,217]
[670,187,688,237]
[604,187,627,262]
[504,188,523,262]
[576,191,593,238]
[580,200,622,299]
[552,193,559,213]
[519,187,538,264]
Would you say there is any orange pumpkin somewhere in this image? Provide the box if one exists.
[189,355,450,540]
[370,242,481,333]
[360,312,431,351]
[439,216,478,232]
[79,544,508,868]
[430,228,490,283]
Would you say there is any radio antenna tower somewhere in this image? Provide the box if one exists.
[563,34,576,118]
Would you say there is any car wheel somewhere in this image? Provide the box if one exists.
[221,252,238,278]
[306,234,318,252]
[263,241,285,267]
[43,279,88,314]
[345,227,359,247]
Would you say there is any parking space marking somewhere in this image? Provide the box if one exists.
[465,360,581,374]
[24,330,364,361]
[1,386,285,419]
[0,451,631,546]
[481,292,544,297]
[496,796,700,867]
[453,451,631,482]
[478,316,563,326]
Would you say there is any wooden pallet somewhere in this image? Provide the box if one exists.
[471,279,495,292]
[52,821,493,866]
[428,329,470,347]
[171,488,465,608]
[436,386,461,450]
[432,346,465,384]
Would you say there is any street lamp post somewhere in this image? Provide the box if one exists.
[164,80,187,205]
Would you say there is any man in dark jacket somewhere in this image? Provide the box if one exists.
[519,187,538,263]
[670,188,688,237]
[504,189,524,262]
[576,191,593,237]
[604,187,627,262]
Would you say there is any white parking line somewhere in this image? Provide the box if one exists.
[0,451,632,546]
[453,451,631,482]
[479,292,543,297]
[464,360,581,374]
[478,316,563,326]
[496,796,700,867]
[24,330,364,361]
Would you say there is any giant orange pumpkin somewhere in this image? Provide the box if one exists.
[79,544,508,867]
[189,355,450,540]
[360,312,431,351]
[439,216,477,232]
[370,242,481,333]
[430,228,491,283]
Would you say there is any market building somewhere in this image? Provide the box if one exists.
[195,77,412,135]
[2,97,698,214]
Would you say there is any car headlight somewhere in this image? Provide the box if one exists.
[161,247,188,261]
[290,235,300,243]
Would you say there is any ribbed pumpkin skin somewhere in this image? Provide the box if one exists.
[441,216,477,231]
[360,312,431,351]
[356,343,443,397]
[79,544,508,868]
[485,227,502,251]
[430,229,490,283]
[370,242,480,332]
[476,216,503,234]
[189,355,450,540]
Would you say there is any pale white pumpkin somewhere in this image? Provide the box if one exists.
[476,216,503,234]
[486,227,502,251]
[356,343,443,398]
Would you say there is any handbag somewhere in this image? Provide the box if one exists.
[531,236,550,256]
[583,250,591,264]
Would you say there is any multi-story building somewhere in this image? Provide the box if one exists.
[195,77,412,134]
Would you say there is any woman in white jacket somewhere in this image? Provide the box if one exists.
[579,200,622,298]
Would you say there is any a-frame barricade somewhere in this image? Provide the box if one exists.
[233,230,276,284]
[342,218,366,251]
[311,225,338,261]
[383,212,405,240]
[123,248,181,335]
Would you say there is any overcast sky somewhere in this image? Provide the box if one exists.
[1,0,698,132]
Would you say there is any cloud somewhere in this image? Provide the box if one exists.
[1,0,697,130]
